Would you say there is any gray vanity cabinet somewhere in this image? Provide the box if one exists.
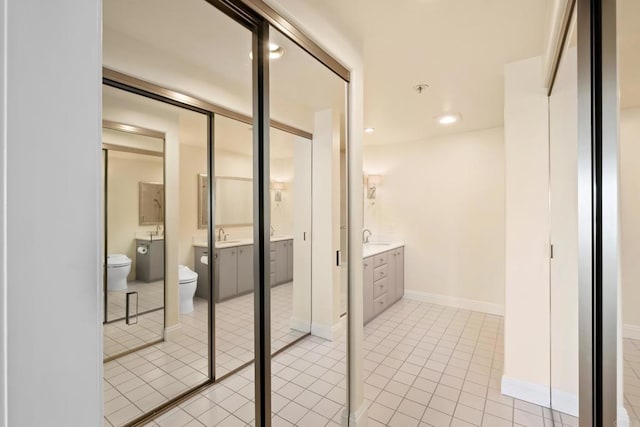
[363,258,374,323]
[270,245,277,286]
[236,245,254,294]
[363,245,405,324]
[274,240,288,285]
[135,239,165,282]
[199,238,293,301]
[194,246,210,300]
[393,247,404,301]
[286,240,294,281]
[217,247,238,301]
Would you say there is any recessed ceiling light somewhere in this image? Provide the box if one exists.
[364,127,375,133]
[436,113,461,125]
[249,43,285,60]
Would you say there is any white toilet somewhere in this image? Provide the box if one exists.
[179,265,198,314]
[107,254,131,291]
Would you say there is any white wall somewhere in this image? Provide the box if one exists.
[549,47,579,415]
[503,56,552,407]
[2,0,102,425]
[107,151,164,278]
[311,109,343,339]
[363,128,506,313]
[620,107,640,333]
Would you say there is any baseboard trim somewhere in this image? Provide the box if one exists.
[624,323,640,340]
[619,406,630,427]
[311,317,346,341]
[404,290,504,316]
[164,324,182,340]
[346,400,369,427]
[551,388,578,417]
[501,376,550,408]
[290,316,311,333]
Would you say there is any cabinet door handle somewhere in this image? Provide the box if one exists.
[364,263,368,267]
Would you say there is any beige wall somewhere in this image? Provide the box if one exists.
[503,56,551,406]
[363,127,505,311]
[621,107,640,331]
[106,151,163,280]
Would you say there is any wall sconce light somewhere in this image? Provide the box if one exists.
[367,175,382,201]
[271,181,286,203]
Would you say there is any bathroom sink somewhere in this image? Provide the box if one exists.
[216,240,241,245]
[366,242,392,246]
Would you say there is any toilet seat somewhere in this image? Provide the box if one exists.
[178,265,197,284]
[107,254,131,268]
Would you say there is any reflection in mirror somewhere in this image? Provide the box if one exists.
[269,127,311,353]
[212,114,255,377]
[102,83,210,426]
[216,176,253,226]
[548,8,579,421]
[269,25,349,423]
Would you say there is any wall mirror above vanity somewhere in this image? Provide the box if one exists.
[197,174,253,229]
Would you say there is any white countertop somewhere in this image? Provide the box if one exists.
[363,242,404,258]
[193,235,293,248]
[135,234,164,242]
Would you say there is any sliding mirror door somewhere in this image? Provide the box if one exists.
[269,26,350,424]
[212,114,256,378]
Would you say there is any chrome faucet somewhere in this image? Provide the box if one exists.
[217,227,227,242]
[363,229,372,244]
[270,225,275,237]
[155,225,162,236]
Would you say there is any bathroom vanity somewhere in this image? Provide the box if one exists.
[135,237,165,282]
[363,243,405,324]
[193,236,294,302]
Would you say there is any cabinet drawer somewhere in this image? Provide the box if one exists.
[373,264,388,281]
[373,277,389,299]
[373,252,388,267]
[373,293,388,316]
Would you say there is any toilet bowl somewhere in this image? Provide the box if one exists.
[179,265,198,314]
[107,254,131,291]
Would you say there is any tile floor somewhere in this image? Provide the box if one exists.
[133,298,586,427]
[362,299,577,427]
[104,282,307,426]
[624,337,640,426]
[107,296,640,426]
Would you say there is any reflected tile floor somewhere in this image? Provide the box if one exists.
[624,338,640,426]
[104,283,306,426]
[104,280,165,359]
[144,335,347,427]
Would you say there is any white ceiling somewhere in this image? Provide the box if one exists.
[104,0,640,151]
